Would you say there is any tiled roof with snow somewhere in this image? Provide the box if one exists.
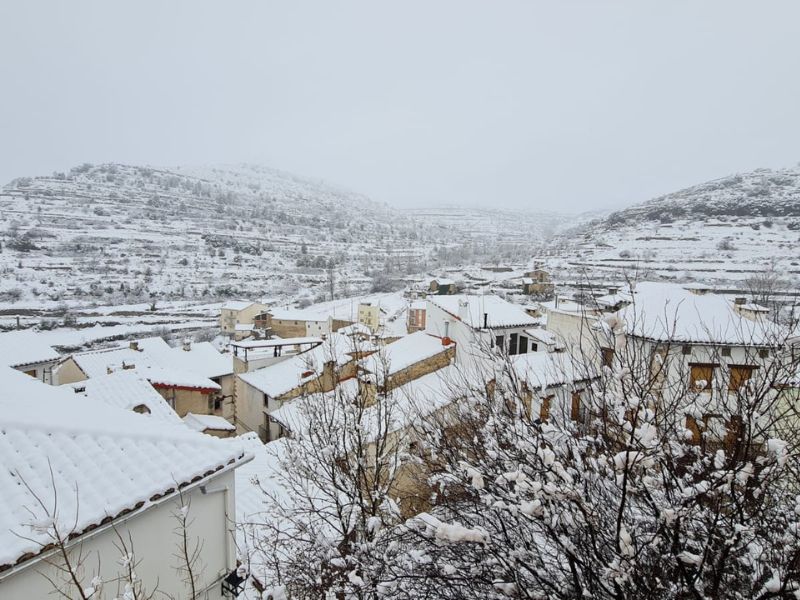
[510,351,595,390]
[70,346,143,378]
[301,292,410,324]
[359,332,453,379]
[428,294,539,329]
[137,364,221,391]
[238,334,358,398]
[619,282,785,346]
[0,330,60,368]
[68,339,228,389]
[183,412,236,432]
[271,364,484,441]
[0,367,247,572]
[162,342,233,379]
[73,370,182,423]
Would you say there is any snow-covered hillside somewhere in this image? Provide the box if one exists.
[0,163,562,315]
[540,166,800,293]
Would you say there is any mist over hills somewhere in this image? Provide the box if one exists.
[0,162,566,307]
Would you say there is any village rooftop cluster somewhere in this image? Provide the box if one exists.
[0,267,798,598]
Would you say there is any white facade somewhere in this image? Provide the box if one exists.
[0,470,238,600]
[425,297,539,366]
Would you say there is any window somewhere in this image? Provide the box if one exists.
[689,363,716,391]
[682,345,692,356]
[531,342,539,352]
[571,392,582,421]
[539,395,553,422]
[685,415,701,444]
[601,347,615,368]
[728,365,755,391]
[518,336,528,354]
[509,333,518,356]
[758,348,769,359]
[721,347,731,357]
[495,335,505,352]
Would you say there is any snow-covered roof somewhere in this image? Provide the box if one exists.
[0,367,248,572]
[595,292,632,308]
[432,278,455,286]
[183,412,236,432]
[619,282,784,346]
[160,341,233,379]
[525,328,557,346]
[269,307,327,322]
[222,300,260,311]
[0,330,60,368]
[271,364,482,441]
[73,370,182,423]
[238,334,358,398]
[737,303,770,313]
[428,295,539,329]
[359,332,454,379]
[68,339,229,388]
[70,346,143,378]
[336,322,372,337]
[510,351,594,390]
[138,364,221,391]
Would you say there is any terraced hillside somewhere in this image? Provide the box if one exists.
[0,162,562,312]
[541,166,800,294]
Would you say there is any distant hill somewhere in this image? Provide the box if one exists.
[603,167,800,227]
[539,166,800,293]
[0,162,564,307]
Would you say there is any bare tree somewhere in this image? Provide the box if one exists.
[358,297,800,599]
[241,340,421,599]
[172,490,204,599]
[13,463,161,600]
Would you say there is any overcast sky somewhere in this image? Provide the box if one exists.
[1,2,799,213]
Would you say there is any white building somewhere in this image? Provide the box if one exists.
[425,294,540,364]
[0,367,251,599]
[220,300,267,336]
[0,330,61,384]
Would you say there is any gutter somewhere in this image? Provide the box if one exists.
[0,453,254,582]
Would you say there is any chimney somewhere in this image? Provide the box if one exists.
[129,341,139,352]
[182,339,192,351]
